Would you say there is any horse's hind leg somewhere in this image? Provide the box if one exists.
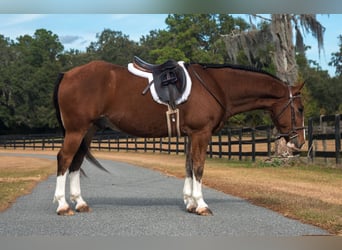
[68,146,89,213]
[69,126,97,213]
[54,131,85,216]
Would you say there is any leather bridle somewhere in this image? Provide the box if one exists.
[273,86,305,141]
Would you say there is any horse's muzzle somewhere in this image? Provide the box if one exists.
[286,135,305,152]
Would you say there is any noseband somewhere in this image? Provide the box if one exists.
[273,86,305,140]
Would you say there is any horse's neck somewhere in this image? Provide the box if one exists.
[210,69,287,116]
[230,82,286,115]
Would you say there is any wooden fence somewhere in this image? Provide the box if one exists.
[308,114,341,164]
[0,125,274,161]
[0,114,341,164]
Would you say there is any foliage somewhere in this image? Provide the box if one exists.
[329,35,342,76]
[222,14,325,85]
[87,29,140,66]
[0,15,341,134]
[140,14,249,64]
[0,29,64,132]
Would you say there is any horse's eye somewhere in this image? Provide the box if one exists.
[298,107,304,114]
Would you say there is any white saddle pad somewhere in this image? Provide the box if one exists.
[128,61,192,106]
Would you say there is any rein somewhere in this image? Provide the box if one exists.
[273,86,305,139]
[189,65,227,114]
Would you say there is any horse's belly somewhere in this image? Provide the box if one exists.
[106,107,170,138]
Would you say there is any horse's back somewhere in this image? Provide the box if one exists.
[64,60,124,81]
[60,60,128,96]
[58,61,121,126]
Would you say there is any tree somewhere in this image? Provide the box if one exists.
[0,29,64,131]
[58,49,98,71]
[222,15,325,157]
[0,35,16,130]
[140,14,249,64]
[329,35,342,76]
[222,14,325,85]
[87,29,139,65]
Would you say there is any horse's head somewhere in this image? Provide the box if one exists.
[271,83,305,152]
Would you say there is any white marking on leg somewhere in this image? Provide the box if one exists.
[183,177,196,211]
[69,170,87,210]
[183,177,192,203]
[192,173,208,212]
[53,170,69,212]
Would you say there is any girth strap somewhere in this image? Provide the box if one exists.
[166,105,181,138]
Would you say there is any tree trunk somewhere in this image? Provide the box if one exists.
[271,14,297,157]
[271,14,298,86]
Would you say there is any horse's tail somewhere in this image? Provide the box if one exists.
[53,73,109,174]
[53,73,65,136]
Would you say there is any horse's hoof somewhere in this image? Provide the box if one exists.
[57,207,75,216]
[196,207,213,216]
[76,204,92,213]
[186,206,197,214]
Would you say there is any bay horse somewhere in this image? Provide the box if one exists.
[53,60,305,216]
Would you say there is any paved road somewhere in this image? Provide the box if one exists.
[0,153,329,236]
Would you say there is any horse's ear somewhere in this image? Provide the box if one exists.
[292,82,305,95]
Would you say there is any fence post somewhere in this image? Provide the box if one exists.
[116,136,119,151]
[152,138,156,153]
[228,129,232,160]
[308,118,314,163]
[167,137,171,154]
[335,114,341,164]
[267,126,271,157]
[175,136,178,154]
[144,138,147,152]
[238,129,242,161]
[321,115,329,163]
[218,131,222,158]
[251,129,256,162]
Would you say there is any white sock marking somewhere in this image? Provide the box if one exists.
[53,170,69,212]
[69,170,87,209]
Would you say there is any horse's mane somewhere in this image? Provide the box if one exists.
[191,63,285,84]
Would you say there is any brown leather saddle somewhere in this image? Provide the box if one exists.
[133,56,187,109]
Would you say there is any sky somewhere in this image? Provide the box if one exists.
[0,14,341,76]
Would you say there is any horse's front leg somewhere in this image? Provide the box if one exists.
[183,132,213,216]
[183,136,197,213]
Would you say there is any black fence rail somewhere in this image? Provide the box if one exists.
[0,125,275,161]
[89,125,275,162]
[0,114,341,164]
[208,125,274,161]
[308,114,341,164]
[0,133,63,151]
[91,132,188,155]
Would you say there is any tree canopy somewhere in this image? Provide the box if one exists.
[0,14,341,134]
